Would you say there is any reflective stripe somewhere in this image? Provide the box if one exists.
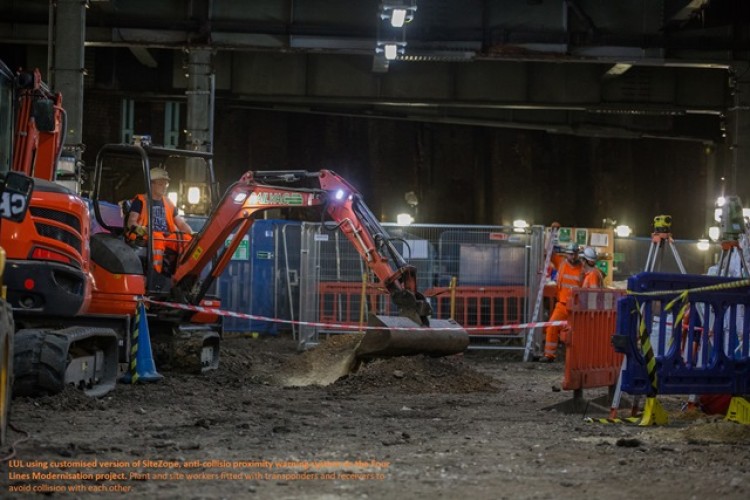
[556,260,584,303]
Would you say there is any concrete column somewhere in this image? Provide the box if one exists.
[185,48,215,153]
[727,63,750,201]
[49,0,86,156]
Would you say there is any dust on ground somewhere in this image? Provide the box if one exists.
[3,332,750,499]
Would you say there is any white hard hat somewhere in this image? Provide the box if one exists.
[150,167,170,181]
[581,247,597,262]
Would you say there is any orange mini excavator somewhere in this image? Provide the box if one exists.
[2,60,467,398]
[89,143,468,369]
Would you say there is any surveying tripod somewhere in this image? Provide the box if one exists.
[716,239,750,277]
[643,215,687,273]
[609,215,687,419]
[715,195,750,277]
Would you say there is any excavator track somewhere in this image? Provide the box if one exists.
[150,325,220,374]
[13,327,119,397]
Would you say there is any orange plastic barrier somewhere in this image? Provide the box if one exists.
[318,281,393,324]
[318,283,557,339]
[560,288,625,391]
[425,286,529,335]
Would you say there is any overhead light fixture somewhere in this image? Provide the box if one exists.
[380,1,417,28]
[376,41,406,61]
[604,63,633,78]
[391,8,407,27]
[708,226,720,241]
[384,43,398,60]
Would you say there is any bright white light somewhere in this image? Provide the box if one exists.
[167,191,178,206]
[187,186,201,205]
[396,213,414,226]
[512,219,529,233]
[233,193,248,203]
[708,226,721,241]
[335,189,345,200]
[716,196,726,207]
[390,8,407,27]
[696,239,710,251]
[384,44,398,60]
[714,207,722,222]
[743,208,750,220]
[614,225,632,238]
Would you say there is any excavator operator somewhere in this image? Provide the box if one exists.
[125,167,194,274]
[541,222,585,363]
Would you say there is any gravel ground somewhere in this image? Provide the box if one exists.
[3,333,750,499]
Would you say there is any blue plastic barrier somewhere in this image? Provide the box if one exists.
[613,272,750,396]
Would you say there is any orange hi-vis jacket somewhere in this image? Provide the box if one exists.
[130,194,177,231]
[552,253,585,304]
[128,194,190,274]
[582,267,604,288]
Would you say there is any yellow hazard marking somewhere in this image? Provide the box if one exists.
[583,417,640,425]
[626,278,750,297]
[191,246,204,261]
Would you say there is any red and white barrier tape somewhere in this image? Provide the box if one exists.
[143,298,567,332]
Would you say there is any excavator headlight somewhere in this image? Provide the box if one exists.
[334,189,345,201]
[233,193,247,203]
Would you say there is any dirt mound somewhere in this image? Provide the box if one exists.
[273,334,361,387]
[332,354,500,394]
[269,334,498,393]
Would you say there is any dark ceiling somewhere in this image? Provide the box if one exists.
[1,1,749,235]
[0,0,748,144]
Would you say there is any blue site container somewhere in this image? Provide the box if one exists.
[218,220,301,334]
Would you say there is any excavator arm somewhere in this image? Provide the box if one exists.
[169,169,468,359]
[11,67,66,182]
[171,170,433,325]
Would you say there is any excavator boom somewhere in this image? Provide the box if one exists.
[171,169,468,358]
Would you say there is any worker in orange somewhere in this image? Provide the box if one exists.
[125,167,194,274]
[541,223,585,362]
[581,246,604,288]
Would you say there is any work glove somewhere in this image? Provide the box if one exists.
[129,225,148,238]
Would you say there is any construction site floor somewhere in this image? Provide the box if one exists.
[5,333,750,499]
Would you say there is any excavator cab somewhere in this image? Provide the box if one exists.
[90,142,217,293]
[88,142,222,373]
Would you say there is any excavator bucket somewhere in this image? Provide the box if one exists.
[355,314,469,360]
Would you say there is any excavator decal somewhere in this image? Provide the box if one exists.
[250,192,305,205]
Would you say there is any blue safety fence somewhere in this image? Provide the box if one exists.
[612,272,750,396]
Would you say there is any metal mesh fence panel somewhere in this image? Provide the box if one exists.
[296,223,546,350]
